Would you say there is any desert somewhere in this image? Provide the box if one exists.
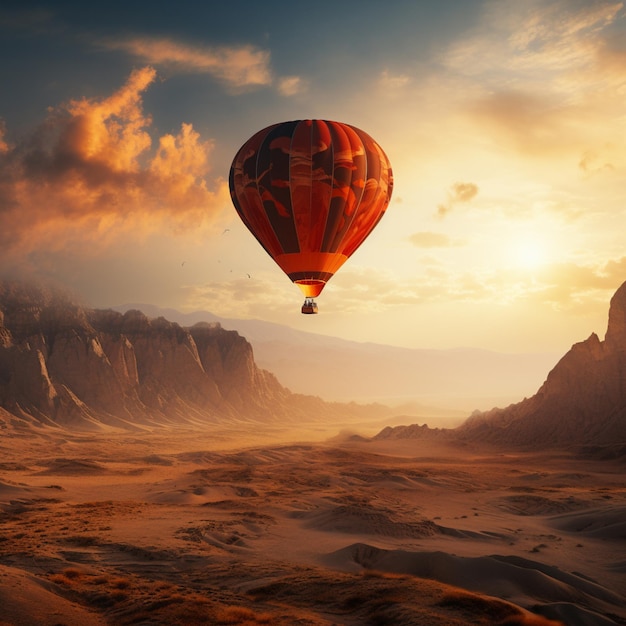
[1,280,626,625]
[1,426,625,625]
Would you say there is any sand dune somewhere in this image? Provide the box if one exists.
[548,506,626,540]
[326,543,624,622]
[0,564,108,626]
[0,429,624,625]
[494,494,591,516]
[35,458,111,476]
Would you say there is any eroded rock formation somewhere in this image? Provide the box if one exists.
[0,280,332,430]
[458,281,626,447]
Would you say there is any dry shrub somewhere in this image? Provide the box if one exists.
[438,591,521,623]
[50,568,85,587]
[438,592,561,626]
[156,581,175,591]
[361,569,407,580]
[213,605,274,624]
[89,575,109,586]
[504,615,564,626]
[50,573,75,587]
[109,577,131,589]
[143,593,187,611]
[64,534,99,546]
[110,590,129,602]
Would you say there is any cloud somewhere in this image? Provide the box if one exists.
[100,36,310,98]
[469,90,571,155]
[504,0,623,72]
[437,182,479,217]
[444,0,624,80]
[578,146,617,173]
[101,36,272,89]
[183,276,293,317]
[379,69,411,90]
[452,182,479,203]
[595,22,626,76]
[408,232,462,248]
[182,249,626,320]
[0,66,229,275]
[441,1,626,156]
[456,257,625,310]
[0,122,8,153]
[277,75,306,96]
[323,249,626,316]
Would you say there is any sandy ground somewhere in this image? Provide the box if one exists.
[0,423,624,625]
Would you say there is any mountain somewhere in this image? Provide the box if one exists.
[0,280,384,431]
[112,303,558,412]
[378,281,626,449]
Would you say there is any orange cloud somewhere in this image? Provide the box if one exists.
[578,146,616,174]
[277,76,306,97]
[443,2,625,157]
[409,232,461,248]
[469,90,575,155]
[596,26,626,76]
[0,67,229,271]
[184,277,293,318]
[101,36,272,89]
[0,121,8,153]
[437,182,479,217]
[446,1,624,78]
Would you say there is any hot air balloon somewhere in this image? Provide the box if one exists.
[229,119,393,314]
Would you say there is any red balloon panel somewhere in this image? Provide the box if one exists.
[229,119,393,294]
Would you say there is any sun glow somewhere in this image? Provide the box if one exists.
[513,239,546,269]
[509,234,551,270]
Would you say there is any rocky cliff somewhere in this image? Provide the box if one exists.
[455,281,626,447]
[0,280,346,431]
[371,281,626,450]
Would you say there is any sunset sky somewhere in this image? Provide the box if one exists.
[1,0,625,354]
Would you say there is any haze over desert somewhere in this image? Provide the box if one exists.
[1,425,624,625]
[0,422,626,625]
[0,279,625,624]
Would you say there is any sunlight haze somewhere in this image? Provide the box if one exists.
[1,0,625,354]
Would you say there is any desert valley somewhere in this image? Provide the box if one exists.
[1,279,625,625]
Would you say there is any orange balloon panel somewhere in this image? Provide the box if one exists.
[229,120,393,297]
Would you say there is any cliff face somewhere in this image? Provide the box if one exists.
[0,281,303,431]
[458,281,626,447]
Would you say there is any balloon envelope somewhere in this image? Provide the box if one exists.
[229,119,393,299]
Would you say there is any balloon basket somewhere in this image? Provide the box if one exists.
[301,298,318,315]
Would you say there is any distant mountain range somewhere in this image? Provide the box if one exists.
[111,303,559,415]
[2,278,625,450]
[377,280,626,451]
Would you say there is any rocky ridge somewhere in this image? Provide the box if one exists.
[377,281,626,449]
[0,281,360,431]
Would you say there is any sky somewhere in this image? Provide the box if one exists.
[1,0,625,355]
